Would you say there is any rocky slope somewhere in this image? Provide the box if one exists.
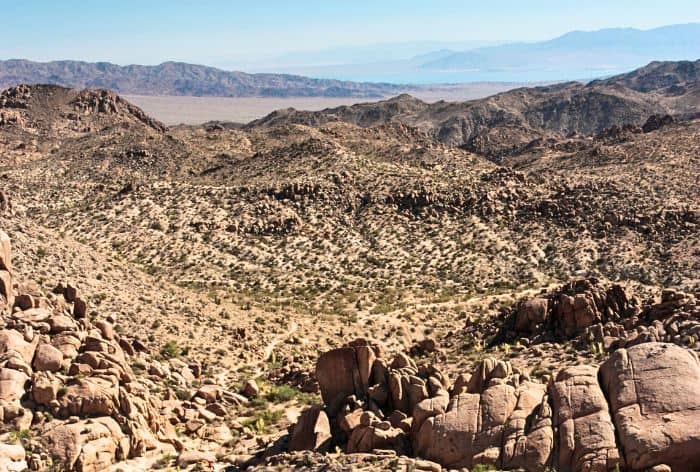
[250,60,700,160]
[0,61,699,470]
[0,59,406,98]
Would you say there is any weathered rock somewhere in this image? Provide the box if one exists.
[500,382,553,471]
[338,408,364,434]
[600,343,700,472]
[316,342,375,408]
[33,342,64,372]
[177,450,216,468]
[0,269,12,309]
[41,417,129,472]
[515,298,548,333]
[414,392,480,468]
[415,374,534,468]
[347,422,408,454]
[0,328,37,364]
[411,391,449,437]
[196,384,220,403]
[32,371,62,405]
[54,376,121,418]
[242,379,259,398]
[73,298,88,319]
[49,314,78,333]
[288,405,332,452]
[549,365,620,472]
[0,230,11,273]
[0,443,25,472]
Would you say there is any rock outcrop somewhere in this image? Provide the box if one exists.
[0,230,180,471]
[499,279,700,357]
[601,343,700,471]
[290,339,700,471]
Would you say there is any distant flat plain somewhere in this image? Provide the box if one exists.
[125,82,527,125]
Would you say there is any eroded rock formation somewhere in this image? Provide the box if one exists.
[290,338,700,471]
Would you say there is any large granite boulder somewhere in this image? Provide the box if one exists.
[600,343,700,471]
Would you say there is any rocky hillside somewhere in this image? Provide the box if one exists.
[0,67,699,470]
[250,60,700,160]
[0,59,406,98]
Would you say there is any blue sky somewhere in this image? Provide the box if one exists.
[2,0,699,66]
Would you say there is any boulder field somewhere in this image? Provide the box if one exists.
[290,338,700,471]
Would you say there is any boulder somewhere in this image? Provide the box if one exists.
[13,307,51,324]
[600,343,700,472]
[242,379,259,398]
[0,329,37,364]
[347,422,408,454]
[500,382,554,471]
[177,450,216,468]
[316,342,375,408]
[414,392,480,468]
[196,384,220,403]
[0,443,25,472]
[0,270,13,310]
[73,298,88,319]
[549,365,621,472]
[54,376,121,418]
[515,298,548,333]
[0,230,11,272]
[0,367,29,403]
[33,343,64,372]
[288,405,332,452]
[32,372,62,405]
[41,417,129,472]
[49,314,78,333]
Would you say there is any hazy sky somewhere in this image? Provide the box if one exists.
[2,0,700,66]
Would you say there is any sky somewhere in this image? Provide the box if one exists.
[2,0,700,67]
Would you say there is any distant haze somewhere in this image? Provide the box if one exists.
[243,24,700,83]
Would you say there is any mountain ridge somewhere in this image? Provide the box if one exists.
[420,23,700,77]
[0,59,407,98]
[248,60,700,160]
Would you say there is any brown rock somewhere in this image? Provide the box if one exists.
[73,297,88,319]
[338,408,364,434]
[0,230,11,273]
[316,342,375,408]
[32,372,61,405]
[0,367,29,403]
[242,379,259,398]
[177,450,216,468]
[515,297,548,333]
[0,329,37,364]
[41,417,128,472]
[54,376,121,418]
[414,392,480,468]
[0,270,13,309]
[33,343,64,372]
[95,320,113,339]
[64,285,78,303]
[347,423,408,454]
[196,384,220,403]
[549,365,620,472]
[415,378,554,470]
[288,405,332,452]
[411,391,449,437]
[13,294,35,311]
[500,382,553,471]
[600,343,700,472]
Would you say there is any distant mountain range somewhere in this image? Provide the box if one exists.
[0,59,406,98]
[420,24,700,78]
[244,24,700,83]
[2,24,699,94]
